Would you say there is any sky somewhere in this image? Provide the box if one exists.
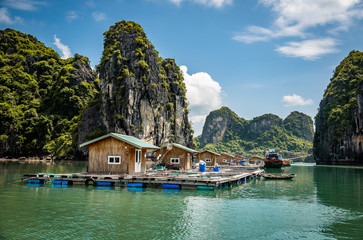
[1,0,363,136]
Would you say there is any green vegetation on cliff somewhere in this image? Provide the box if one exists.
[197,107,313,157]
[86,20,194,148]
[314,50,363,164]
[0,29,99,157]
[316,51,363,140]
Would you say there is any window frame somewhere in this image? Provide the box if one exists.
[108,156,121,165]
[170,158,180,164]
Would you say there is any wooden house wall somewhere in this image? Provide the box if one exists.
[216,154,234,165]
[196,152,218,166]
[234,155,244,162]
[157,147,192,170]
[88,137,147,174]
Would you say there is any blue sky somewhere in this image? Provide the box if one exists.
[1,0,363,136]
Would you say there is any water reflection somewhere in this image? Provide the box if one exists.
[1,161,363,239]
[314,165,363,239]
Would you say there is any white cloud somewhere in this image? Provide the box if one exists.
[0,8,23,25]
[235,0,363,43]
[276,38,339,60]
[92,12,106,21]
[181,65,222,115]
[189,115,207,136]
[181,66,223,136]
[282,94,313,107]
[244,83,264,88]
[190,115,207,124]
[233,0,363,59]
[53,35,71,59]
[66,11,77,22]
[2,0,45,11]
[169,0,232,8]
[85,0,96,8]
[170,0,183,6]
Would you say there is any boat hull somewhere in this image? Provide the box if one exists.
[264,160,283,168]
[263,173,296,179]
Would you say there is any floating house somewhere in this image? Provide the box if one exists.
[216,152,235,165]
[80,133,159,174]
[155,143,198,170]
[196,150,220,166]
[234,154,245,163]
[249,156,263,164]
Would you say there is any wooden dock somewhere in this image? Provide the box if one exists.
[22,167,264,190]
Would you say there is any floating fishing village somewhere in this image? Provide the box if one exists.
[21,132,289,191]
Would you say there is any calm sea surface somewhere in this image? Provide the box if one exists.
[0,161,362,240]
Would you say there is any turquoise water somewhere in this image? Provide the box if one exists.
[0,162,362,239]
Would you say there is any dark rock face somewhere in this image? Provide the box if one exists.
[248,114,283,135]
[78,21,193,151]
[199,107,245,147]
[314,51,363,165]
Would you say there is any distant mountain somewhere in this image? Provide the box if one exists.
[314,50,363,165]
[197,107,313,157]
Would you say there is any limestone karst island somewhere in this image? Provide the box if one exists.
[1,1,363,239]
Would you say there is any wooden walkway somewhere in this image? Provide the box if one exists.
[22,168,264,190]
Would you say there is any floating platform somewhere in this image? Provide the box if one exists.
[262,173,296,179]
[22,168,264,191]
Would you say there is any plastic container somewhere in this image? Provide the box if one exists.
[213,167,220,172]
[127,183,143,188]
[53,180,62,185]
[162,184,180,189]
[95,181,113,186]
[199,163,206,172]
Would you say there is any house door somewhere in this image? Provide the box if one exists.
[187,153,190,169]
[135,149,141,173]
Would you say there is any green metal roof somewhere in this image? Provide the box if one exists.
[159,143,198,153]
[79,133,160,149]
[198,150,220,156]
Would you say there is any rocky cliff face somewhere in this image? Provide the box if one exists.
[314,51,363,165]
[78,21,193,150]
[198,106,314,154]
[199,107,245,146]
[247,114,283,136]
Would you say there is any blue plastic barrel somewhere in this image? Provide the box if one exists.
[53,180,62,185]
[127,183,143,188]
[96,181,113,186]
[199,163,206,172]
[162,184,180,189]
[213,167,220,172]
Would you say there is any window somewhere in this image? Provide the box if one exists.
[108,156,121,164]
[135,150,141,163]
[205,158,211,162]
[170,158,180,164]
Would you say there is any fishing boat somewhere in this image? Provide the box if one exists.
[262,173,296,179]
[264,149,283,168]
